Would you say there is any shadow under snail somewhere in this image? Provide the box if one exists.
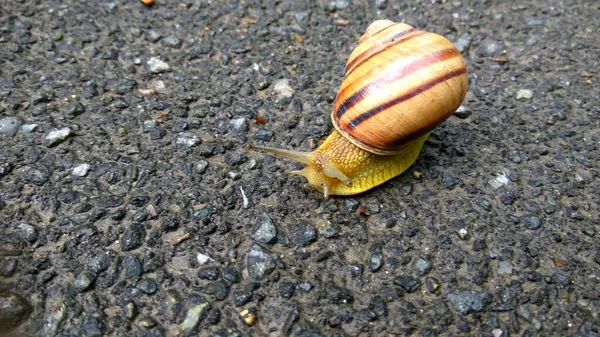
[247,20,468,198]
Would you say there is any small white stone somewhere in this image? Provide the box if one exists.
[516,89,533,100]
[457,228,469,240]
[492,329,503,337]
[497,261,513,275]
[72,163,91,177]
[196,253,211,265]
[489,173,509,189]
[147,57,170,73]
[44,127,73,147]
[176,132,200,147]
[20,124,39,135]
[272,79,294,100]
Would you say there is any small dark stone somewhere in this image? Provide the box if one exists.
[442,173,455,189]
[327,283,354,304]
[161,217,179,232]
[370,244,383,272]
[343,199,359,212]
[137,278,158,294]
[74,271,96,292]
[447,289,492,315]
[507,150,522,163]
[521,215,542,230]
[0,260,17,277]
[252,213,277,244]
[65,101,85,118]
[205,280,229,300]
[23,168,49,186]
[222,267,241,283]
[58,191,79,203]
[31,93,51,105]
[551,272,571,286]
[88,252,110,273]
[287,221,317,246]
[81,317,105,337]
[413,257,432,276]
[247,244,276,281]
[114,99,130,109]
[124,255,143,278]
[500,190,515,205]
[233,291,252,306]
[475,199,492,211]
[393,276,421,293]
[321,223,341,239]
[225,153,248,166]
[17,223,38,243]
[296,281,312,292]
[121,223,146,251]
[150,127,167,140]
[253,128,274,141]
[115,80,137,94]
[198,267,220,280]
[279,282,295,299]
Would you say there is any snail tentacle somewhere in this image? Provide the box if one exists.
[323,164,352,186]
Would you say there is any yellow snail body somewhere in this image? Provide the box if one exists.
[247,20,468,198]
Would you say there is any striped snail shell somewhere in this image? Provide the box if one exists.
[333,20,468,155]
[247,20,468,198]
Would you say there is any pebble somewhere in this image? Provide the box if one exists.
[413,257,432,276]
[23,168,49,186]
[229,118,248,134]
[252,213,277,244]
[74,271,96,292]
[72,163,91,177]
[453,33,473,53]
[88,252,110,273]
[65,101,85,118]
[179,302,209,337]
[147,57,170,73]
[205,280,229,300]
[44,127,73,147]
[370,245,383,272]
[176,132,200,147]
[521,214,542,230]
[222,267,241,283]
[343,199,359,212]
[20,124,38,135]
[198,266,219,280]
[279,282,295,299]
[272,79,294,101]
[497,261,513,275]
[447,289,491,315]
[326,283,354,304]
[516,89,533,100]
[507,150,522,163]
[453,105,471,119]
[516,305,542,330]
[121,223,146,251]
[0,291,32,330]
[253,128,274,141]
[287,221,317,246]
[137,278,158,294]
[551,272,571,286]
[17,223,38,243]
[233,291,252,306]
[393,276,421,293]
[320,223,340,239]
[239,308,257,326]
[327,0,350,10]
[247,244,276,280]
[442,173,456,189]
[81,317,105,337]
[0,116,23,136]
[0,259,17,277]
[124,255,143,278]
[163,36,182,48]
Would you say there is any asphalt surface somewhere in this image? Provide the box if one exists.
[0,0,599,336]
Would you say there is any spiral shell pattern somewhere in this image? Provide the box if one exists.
[332,20,468,155]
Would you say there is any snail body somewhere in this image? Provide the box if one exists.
[248,20,468,198]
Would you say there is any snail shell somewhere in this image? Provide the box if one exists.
[332,20,468,155]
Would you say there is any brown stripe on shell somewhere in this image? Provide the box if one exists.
[335,47,462,120]
[347,67,468,131]
[344,26,418,75]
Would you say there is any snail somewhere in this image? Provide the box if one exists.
[247,20,468,198]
